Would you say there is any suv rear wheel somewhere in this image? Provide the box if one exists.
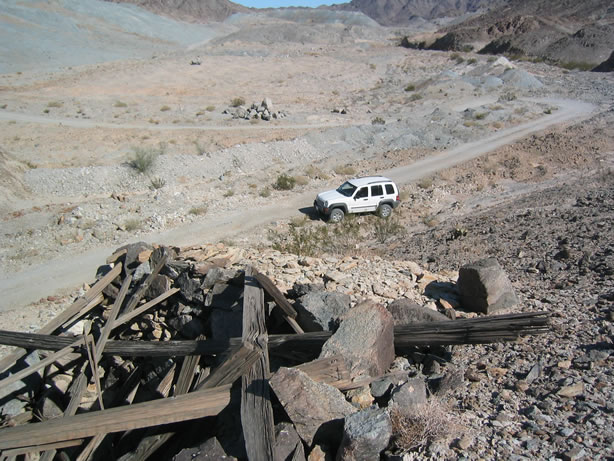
[377,203,393,218]
[329,208,345,223]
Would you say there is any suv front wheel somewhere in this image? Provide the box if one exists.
[329,208,345,223]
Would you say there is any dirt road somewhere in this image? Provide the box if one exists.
[0,98,594,312]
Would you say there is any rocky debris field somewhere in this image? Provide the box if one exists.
[0,237,550,460]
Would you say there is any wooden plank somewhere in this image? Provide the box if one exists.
[240,266,275,460]
[0,263,121,374]
[122,253,168,314]
[0,385,232,450]
[95,274,132,359]
[0,338,83,392]
[84,334,104,411]
[1,438,85,457]
[253,269,304,334]
[106,248,127,264]
[197,346,261,390]
[113,288,180,330]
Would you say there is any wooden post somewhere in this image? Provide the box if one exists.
[240,266,275,460]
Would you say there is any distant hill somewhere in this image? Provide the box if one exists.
[104,0,250,23]
[402,0,614,69]
[329,0,505,26]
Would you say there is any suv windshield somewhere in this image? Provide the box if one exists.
[336,181,357,197]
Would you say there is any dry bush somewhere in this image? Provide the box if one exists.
[294,175,309,186]
[390,397,461,453]
[334,165,356,176]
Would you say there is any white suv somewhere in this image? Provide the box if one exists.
[314,176,401,223]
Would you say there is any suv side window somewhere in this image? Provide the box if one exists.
[355,187,368,199]
[385,184,395,195]
[371,185,383,196]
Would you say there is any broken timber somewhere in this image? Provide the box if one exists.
[0,312,550,358]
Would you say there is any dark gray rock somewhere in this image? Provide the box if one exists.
[203,267,241,290]
[176,272,204,304]
[274,422,304,461]
[145,274,172,300]
[210,306,242,341]
[389,378,427,412]
[386,299,449,325]
[169,314,205,339]
[172,436,236,461]
[457,258,518,314]
[132,261,151,281]
[0,351,42,416]
[205,283,243,309]
[269,367,356,446]
[295,290,351,332]
[319,300,394,378]
[336,408,392,461]
[116,241,153,277]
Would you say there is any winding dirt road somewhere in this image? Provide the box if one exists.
[0,98,594,312]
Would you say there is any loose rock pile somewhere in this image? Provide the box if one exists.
[0,242,548,460]
[223,97,287,121]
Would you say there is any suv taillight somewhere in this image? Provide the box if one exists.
[396,195,400,201]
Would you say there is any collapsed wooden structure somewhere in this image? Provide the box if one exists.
[0,247,550,460]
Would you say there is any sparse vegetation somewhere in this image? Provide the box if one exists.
[149,176,166,189]
[334,165,356,176]
[128,146,162,174]
[558,61,594,71]
[409,93,422,102]
[124,219,141,232]
[259,187,271,198]
[274,174,296,191]
[223,189,235,197]
[294,175,309,186]
[417,177,433,189]
[373,215,406,243]
[230,97,245,107]
[467,57,477,65]
[160,105,171,112]
[194,140,207,156]
[189,205,208,216]
[404,84,416,92]
[372,116,386,125]
[114,101,128,108]
[474,112,488,120]
[47,101,63,108]
[206,105,215,112]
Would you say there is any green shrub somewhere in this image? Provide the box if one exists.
[230,97,245,107]
[189,205,208,216]
[160,105,171,112]
[409,93,422,102]
[223,189,234,197]
[404,84,416,92]
[124,219,141,232]
[129,147,159,174]
[259,187,271,198]
[373,216,406,243]
[114,101,128,108]
[474,112,488,120]
[467,58,477,65]
[274,174,296,190]
[47,101,63,108]
[206,105,215,112]
[372,116,386,125]
[150,177,166,189]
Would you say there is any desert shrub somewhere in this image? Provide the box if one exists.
[114,101,128,108]
[223,189,234,197]
[409,93,422,102]
[544,108,552,114]
[373,216,406,243]
[290,216,309,228]
[274,174,296,190]
[189,205,208,216]
[558,61,593,71]
[372,116,386,125]
[129,147,159,174]
[47,101,63,108]
[334,165,356,176]
[369,63,376,70]
[463,120,476,127]
[422,215,439,227]
[230,97,245,107]
[150,177,166,189]
[467,58,477,65]
[399,189,410,201]
[417,176,433,189]
[206,105,215,112]
[389,398,460,453]
[0,104,7,109]
[404,84,416,92]
[194,140,207,156]
[124,219,141,232]
[270,226,329,257]
[43,109,50,114]
[259,187,271,198]
[160,105,171,112]
[474,112,488,120]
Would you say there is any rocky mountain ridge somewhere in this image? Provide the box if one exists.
[103,0,250,23]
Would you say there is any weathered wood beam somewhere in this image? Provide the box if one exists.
[241,267,275,460]
[253,269,304,334]
[0,385,232,451]
[0,263,121,374]
[113,288,180,330]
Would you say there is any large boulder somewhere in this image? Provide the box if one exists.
[386,299,448,325]
[319,300,394,378]
[336,408,392,461]
[295,290,352,332]
[457,258,518,314]
[269,367,356,446]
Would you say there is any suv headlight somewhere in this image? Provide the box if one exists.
[324,201,328,208]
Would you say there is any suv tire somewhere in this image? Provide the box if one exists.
[377,203,393,218]
[329,208,345,223]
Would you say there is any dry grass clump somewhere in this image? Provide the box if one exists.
[334,164,356,176]
[389,398,460,453]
